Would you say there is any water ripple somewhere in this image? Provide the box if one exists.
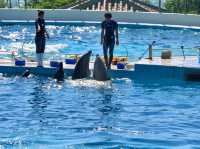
[0,24,200,148]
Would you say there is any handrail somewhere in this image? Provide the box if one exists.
[60,0,167,12]
[181,46,186,60]
[152,47,198,51]
[139,41,199,60]
[60,0,92,10]
[134,0,167,12]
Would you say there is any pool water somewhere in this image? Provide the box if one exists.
[0,24,200,148]
[0,76,200,149]
[0,24,199,61]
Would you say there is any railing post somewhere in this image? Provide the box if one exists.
[148,44,153,60]
[148,41,156,60]
[181,46,185,60]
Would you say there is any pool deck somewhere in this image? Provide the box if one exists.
[0,56,199,81]
[137,56,199,68]
[0,59,135,79]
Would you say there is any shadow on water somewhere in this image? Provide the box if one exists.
[69,79,120,124]
[95,84,122,130]
[97,87,114,116]
[28,77,50,127]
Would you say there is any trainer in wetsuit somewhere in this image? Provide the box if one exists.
[35,10,49,67]
[101,13,119,69]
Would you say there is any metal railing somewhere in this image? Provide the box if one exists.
[138,41,199,61]
[2,0,167,12]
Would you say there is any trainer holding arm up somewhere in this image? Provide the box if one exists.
[101,12,119,69]
[35,10,49,67]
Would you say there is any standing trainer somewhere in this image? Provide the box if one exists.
[35,10,49,67]
[101,13,119,69]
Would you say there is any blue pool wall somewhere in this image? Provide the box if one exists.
[134,64,200,82]
[0,63,199,83]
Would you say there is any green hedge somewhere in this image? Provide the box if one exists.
[165,0,200,14]
[0,0,6,8]
[29,0,75,9]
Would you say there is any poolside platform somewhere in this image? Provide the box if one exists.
[0,56,199,81]
[0,59,135,79]
[134,56,200,81]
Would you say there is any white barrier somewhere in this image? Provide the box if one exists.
[0,9,200,26]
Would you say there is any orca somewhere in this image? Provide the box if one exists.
[93,55,110,81]
[185,73,200,82]
[72,51,92,80]
[22,69,30,78]
[54,62,64,82]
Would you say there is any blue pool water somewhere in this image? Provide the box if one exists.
[0,76,199,149]
[0,23,200,148]
[0,23,199,60]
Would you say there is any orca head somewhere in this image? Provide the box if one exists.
[72,51,92,80]
[93,55,110,81]
[22,69,30,78]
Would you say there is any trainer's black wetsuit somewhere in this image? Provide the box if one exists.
[101,20,118,67]
[35,18,46,53]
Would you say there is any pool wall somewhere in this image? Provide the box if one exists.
[0,64,135,79]
[1,9,200,26]
[134,64,200,82]
[0,60,199,82]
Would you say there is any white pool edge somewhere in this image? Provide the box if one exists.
[1,9,200,27]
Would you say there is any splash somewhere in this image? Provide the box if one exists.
[8,42,68,54]
[0,31,22,41]
[67,79,112,89]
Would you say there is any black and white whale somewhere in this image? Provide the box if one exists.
[72,51,92,80]
[22,69,31,78]
[93,55,110,81]
[54,62,64,82]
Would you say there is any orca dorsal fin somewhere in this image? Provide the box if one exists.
[72,51,92,80]
[54,62,64,82]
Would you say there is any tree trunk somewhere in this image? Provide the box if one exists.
[158,0,161,11]
[24,0,27,8]
[197,0,200,14]
[10,0,12,8]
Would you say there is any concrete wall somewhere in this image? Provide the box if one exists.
[0,9,200,26]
